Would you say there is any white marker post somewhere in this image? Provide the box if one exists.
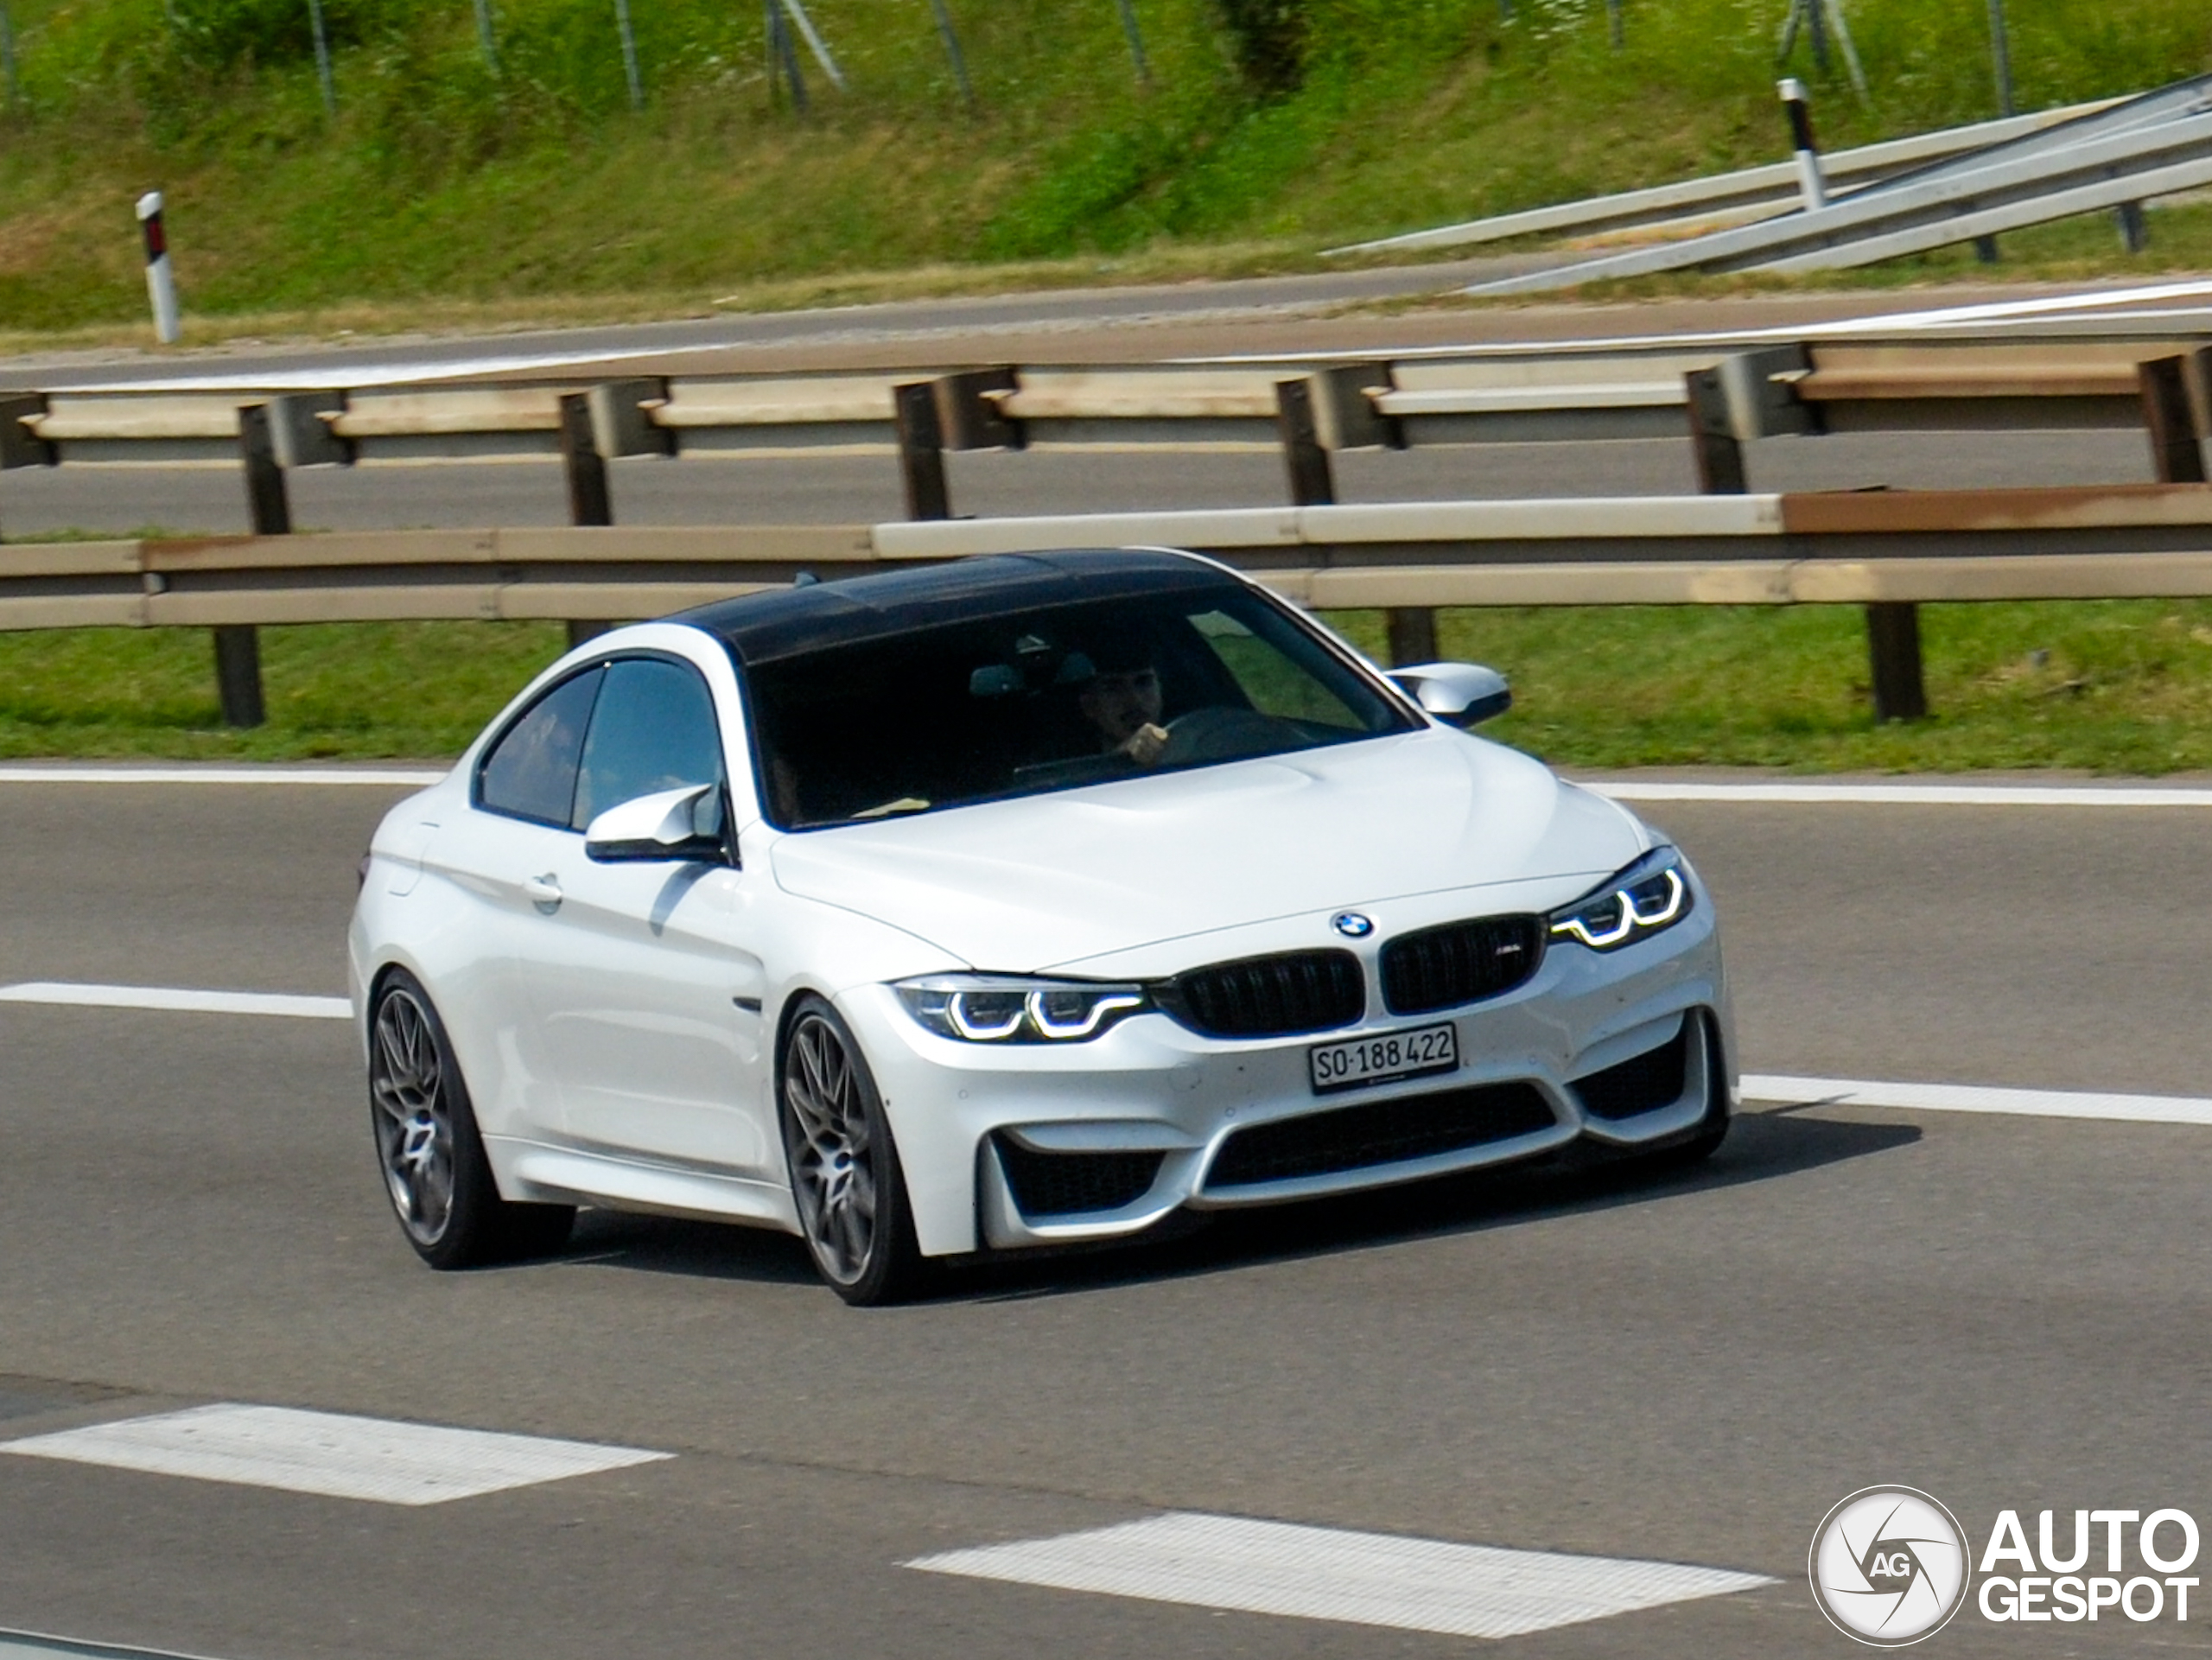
[1778,79,1827,213]
[135,191,181,345]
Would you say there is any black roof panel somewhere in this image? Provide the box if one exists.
[676,548,1236,665]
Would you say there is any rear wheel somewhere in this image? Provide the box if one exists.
[779,997,923,1306]
[369,970,574,1269]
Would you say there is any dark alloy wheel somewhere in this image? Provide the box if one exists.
[779,997,924,1306]
[368,969,574,1269]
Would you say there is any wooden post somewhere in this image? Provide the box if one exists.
[2139,355,2206,484]
[1866,601,1928,723]
[219,403,283,729]
[559,391,613,648]
[895,381,951,521]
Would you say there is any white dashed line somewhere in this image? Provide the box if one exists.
[906,1511,1775,1639]
[0,767,443,786]
[1745,1074,2212,1126]
[0,1405,670,1506]
[0,983,350,1020]
[1587,780,2212,808]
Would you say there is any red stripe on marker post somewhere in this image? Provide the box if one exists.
[135,190,181,345]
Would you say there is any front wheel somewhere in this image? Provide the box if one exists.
[779,997,924,1307]
[368,970,574,1269]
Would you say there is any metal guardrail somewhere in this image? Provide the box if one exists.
[12,483,2212,729]
[1322,100,2119,258]
[1472,80,2212,296]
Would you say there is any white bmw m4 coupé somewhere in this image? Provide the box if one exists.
[351,548,1733,1302]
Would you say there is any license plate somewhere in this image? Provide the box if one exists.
[1308,1023,1459,1095]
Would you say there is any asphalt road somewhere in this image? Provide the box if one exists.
[3,778,2209,1659]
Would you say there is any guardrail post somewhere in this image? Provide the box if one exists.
[1274,378,1335,508]
[588,378,676,459]
[1717,344,1819,439]
[1384,608,1439,668]
[266,392,351,467]
[933,368,1022,452]
[558,391,614,647]
[2139,355,2206,484]
[2116,201,2149,254]
[1307,365,1399,451]
[1867,603,1928,723]
[217,404,286,729]
[1685,369,1747,494]
[0,393,54,469]
[895,381,952,521]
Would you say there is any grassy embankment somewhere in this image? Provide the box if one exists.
[0,0,2210,337]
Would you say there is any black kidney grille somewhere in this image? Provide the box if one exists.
[1571,1021,1692,1121]
[1163,950,1365,1040]
[995,1136,1166,1218]
[1380,914,1543,1016]
[1206,1080,1556,1190]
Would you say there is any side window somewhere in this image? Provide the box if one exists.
[571,658,727,831]
[477,667,603,826]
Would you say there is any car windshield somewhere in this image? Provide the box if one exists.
[743,585,1418,830]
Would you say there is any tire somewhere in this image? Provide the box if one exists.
[368,969,575,1269]
[779,996,925,1307]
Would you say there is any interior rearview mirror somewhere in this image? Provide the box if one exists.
[1387,662,1512,728]
[583,784,732,864]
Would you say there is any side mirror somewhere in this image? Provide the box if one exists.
[1389,662,1512,728]
[584,783,731,864]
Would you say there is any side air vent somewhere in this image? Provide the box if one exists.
[995,1136,1166,1218]
[1159,950,1365,1040]
[1570,1021,1693,1121]
[1380,914,1543,1016]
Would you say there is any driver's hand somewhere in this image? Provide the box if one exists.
[1120,722,1170,766]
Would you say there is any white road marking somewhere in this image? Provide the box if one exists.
[1745,1074,2212,1127]
[906,1511,1773,1639]
[0,766,443,786]
[2,1631,226,1660]
[0,983,350,1020]
[0,1404,670,1506]
[1587,780,2212,808]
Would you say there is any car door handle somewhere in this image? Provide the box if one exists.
[523,874,563,912]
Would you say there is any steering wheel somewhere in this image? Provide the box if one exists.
[1153,705,1291,766]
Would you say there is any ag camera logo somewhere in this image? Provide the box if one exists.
[1810,1486,1971,1646]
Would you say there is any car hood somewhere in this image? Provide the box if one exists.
[767,728,1645,972]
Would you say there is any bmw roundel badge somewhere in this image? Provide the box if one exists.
[1332,913,1375,938]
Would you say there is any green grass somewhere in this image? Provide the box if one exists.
[0,0,2207,334]
[7,602,2212,771]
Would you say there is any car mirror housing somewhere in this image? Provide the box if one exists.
[583,784,731,864]
[1387,662,1512,728]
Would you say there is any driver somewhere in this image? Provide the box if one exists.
[1074,633,1171,766]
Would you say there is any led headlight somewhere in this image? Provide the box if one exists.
[1548,847,1693,951]
[895,975,1149,1043]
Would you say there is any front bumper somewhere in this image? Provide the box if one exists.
[838,894,1732,1258]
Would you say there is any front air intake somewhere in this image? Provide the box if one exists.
[1160,950,1365,1040]
[1206,1080,1556,1189]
